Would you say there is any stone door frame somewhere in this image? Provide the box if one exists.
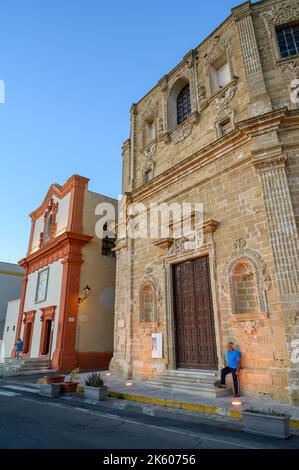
[163,237,223,372]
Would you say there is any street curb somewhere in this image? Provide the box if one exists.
[108,391,299,429]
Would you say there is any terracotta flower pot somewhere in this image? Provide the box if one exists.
[61,382,79,394]
[44,375,65,384]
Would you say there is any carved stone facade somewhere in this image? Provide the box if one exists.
[111,0,299,405]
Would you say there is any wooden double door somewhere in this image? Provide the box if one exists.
[173,256,218,370]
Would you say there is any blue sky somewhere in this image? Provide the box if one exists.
[0,0,253,263]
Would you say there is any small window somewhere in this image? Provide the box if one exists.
[210,56,231,94]
[13,326,15,332]
[145,119,155,144]
[177,84,191,125]
[35,268,49,303]
[276,24,299,58]
[220,118,233,137]
[6,326,9,332]
[102,223,116,257]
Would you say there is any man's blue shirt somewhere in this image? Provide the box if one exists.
[226,349,241,369]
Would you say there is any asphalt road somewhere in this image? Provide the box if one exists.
[0,381,299,450]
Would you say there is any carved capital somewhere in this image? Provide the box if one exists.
[253,155,288,173]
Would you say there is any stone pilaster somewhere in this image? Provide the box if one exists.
[254,152,299,403]
[158,75,169,135]
[122,139,131,193]
[232,2,272,116]
[129,104,138,191]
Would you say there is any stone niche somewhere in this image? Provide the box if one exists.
[223,238,271,325]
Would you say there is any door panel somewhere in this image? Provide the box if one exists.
[173,256,218,370]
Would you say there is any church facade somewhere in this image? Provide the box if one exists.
[111,0,299,404]
[12,175,117,371]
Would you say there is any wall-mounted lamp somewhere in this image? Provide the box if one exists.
[78,285,91,304]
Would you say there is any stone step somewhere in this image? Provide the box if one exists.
[0,358,50,372]
[151,375,217,386]
[168,369,219,379]
[146,368,230,398]
[171,383,230,398]
[147,379,230,398]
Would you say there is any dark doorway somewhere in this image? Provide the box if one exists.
[23,322,33,354]
[41,320,52,356]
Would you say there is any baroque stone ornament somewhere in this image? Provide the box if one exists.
[142,143,156,159]
[171,124,193,144]
[169,111,200,145]
[223,238,270,315]
[262,2,299,37]
[141,97,158,121]
[138,267,162,323]
[234,320,264,335]
[167,232,205,257]
[139,268,162,300]
[39,198,59,247]
[206,37,232,64]
[212,85,236,114]
[278,59,299,80]
[262,2,299,62]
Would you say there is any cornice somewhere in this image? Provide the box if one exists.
[19,231,93,268]
[131,108,291,203]
[30,175,90,220]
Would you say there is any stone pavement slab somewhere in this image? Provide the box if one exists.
[72,370,299,429]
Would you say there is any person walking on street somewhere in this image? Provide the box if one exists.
[15,338,23,360]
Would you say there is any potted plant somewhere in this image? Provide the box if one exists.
[61,368,80,394]
[84,372,108,401]
[44,374,65,384]
[242,407,290,439]
[37,378,61,398]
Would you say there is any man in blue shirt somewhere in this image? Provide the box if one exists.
[15,338,23,360]
[218,342,241,397]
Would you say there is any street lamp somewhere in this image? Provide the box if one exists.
[78,285,91,304]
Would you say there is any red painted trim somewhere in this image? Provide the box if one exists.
[22,310,36,356]
[19,231,92,274]
[67,175,88,233]
[27,219,36,256]
[30,175,89,221]
[51,242,83,371]
[76,352,113,370]
[39,306,56,358]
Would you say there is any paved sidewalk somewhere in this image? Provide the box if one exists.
[73,370,299,430]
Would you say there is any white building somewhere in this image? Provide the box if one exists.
[0,262,23,338]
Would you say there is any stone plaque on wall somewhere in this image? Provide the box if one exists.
[152,332,163,359]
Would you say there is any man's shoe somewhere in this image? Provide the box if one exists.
[218,384,226,389]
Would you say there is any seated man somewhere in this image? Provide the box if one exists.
[218,342,241,397]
